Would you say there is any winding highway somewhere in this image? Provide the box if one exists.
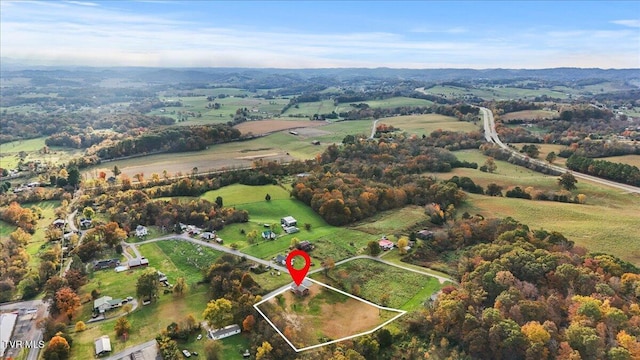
[479,107,640,194]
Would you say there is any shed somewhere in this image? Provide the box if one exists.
[128,258,149,268]
[417,230,434,240]
[94,335,112,356]
[208,324,241,340]
[274,254,286,266]
[200,232,215,240]
[297,241,313,252]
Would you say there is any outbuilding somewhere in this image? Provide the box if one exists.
[94,335,112,356]
[208,324,241,340]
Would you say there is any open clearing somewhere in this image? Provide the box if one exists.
[234,119,327,135]
[378,114,480,134]
[501,110,559,122]
[312,258,444,310]
[599,155,640,168]
[255,279,403,351]
[428,149,640,264]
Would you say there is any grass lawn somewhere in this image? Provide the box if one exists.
[350,206,426,235]
[361,97,434,109]
[0,137,84,169]
[201,183,291,206]
[282,100,336,117]
[501,110,559,122]
[0,220,17,237]
[138,240,221,285]
[311,258,443,311]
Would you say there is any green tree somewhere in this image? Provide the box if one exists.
[115,317,131,337]
[265,193,271,201]
[246,230,258,244]
[82,207,95,219]
[558,172,578,190]
[113,165,121,177]
[136,269,159,302]
[202,298,233,328]
[67,167,80,188]
[215,196,223,208]
[546,151,557,163]
[367,241,381,256]
[487,183,503,196]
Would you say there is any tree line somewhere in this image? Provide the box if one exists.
[566,154,640,186]
[95,124,241,160]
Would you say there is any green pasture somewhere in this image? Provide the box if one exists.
[360,96,434,109]
[461,193,640,265]
[312,258,443,310]
[350,206,426,235]
[201,183,290,206]
[139,240,221,285]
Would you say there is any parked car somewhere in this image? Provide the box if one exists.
[196,334,202,340]
[182,349,191,358]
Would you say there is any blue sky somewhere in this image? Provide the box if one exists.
[1,1,639,68]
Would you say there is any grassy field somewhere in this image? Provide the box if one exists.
[350,206,426,235]
[201,183,291,206]
[378,114,480,134]
[421,85,570,101]
[139,240,221,285]
[0,220,17,237]
[599,155,640,168]
[0,137,84,169]
[425,149,640,264]
[361,97,434,108]
[311,258,443,311]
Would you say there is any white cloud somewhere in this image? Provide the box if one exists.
[611,19,640,28]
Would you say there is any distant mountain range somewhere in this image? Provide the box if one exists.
[1,58,638,87]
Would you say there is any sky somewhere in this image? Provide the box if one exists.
[1,0,639,69]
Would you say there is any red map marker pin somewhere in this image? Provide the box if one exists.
[286,249,311,286]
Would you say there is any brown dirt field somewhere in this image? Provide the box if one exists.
[234,119,326,134]
[261,283,393,347]
[319,297,383,339]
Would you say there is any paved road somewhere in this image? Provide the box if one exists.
[480,106,640,194]
[131,233,288,273]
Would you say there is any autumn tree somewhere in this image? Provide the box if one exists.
[173,277,187,296]
[575,193,587,204]
[290,237,300,249]
[242,314,255,332]
[55,287,80,321]
[481,157,498,173]
[44,333,70,360]
[558,172,578,191]
[202,298,233,328]
[115,317,131,337]
[256,341,273,360]
[322,257,335,276]
[397,236,409,255]
[75,321,86,332]
[122,303,133,314]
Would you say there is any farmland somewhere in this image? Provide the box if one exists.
[500,109,559,122]
[256,281,401,349]
[377,113,480,134]
[311,258,444,311]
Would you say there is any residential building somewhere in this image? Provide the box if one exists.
[281,216,297,227]
[290,279,312,296]
[94,335,112,356]
[208,324,241,340]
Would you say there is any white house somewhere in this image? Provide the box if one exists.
[281,216,297,227]
[94,336,112,356]
[208,324,241,340]
[135,225,148,237]
[200,232,215,240]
